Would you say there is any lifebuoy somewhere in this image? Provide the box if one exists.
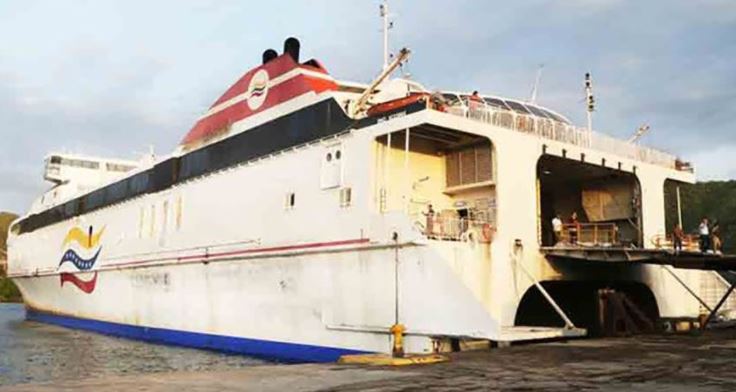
[482,224,493,243]
[461,228,479,244]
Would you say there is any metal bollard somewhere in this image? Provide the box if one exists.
[390,323,406,358]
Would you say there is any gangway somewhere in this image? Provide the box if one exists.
[542,247,736,330]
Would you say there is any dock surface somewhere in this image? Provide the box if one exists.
[4,330,736,391]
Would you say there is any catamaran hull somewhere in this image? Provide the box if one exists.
[13,241,501,362]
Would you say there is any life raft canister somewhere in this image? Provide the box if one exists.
[366,93,428,117]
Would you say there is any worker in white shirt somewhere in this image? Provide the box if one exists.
[699,217,710,252]
[552,215,563,244]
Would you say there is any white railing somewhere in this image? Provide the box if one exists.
[559,223,618,246]
[442,104,683,170]
[413,213,493,242]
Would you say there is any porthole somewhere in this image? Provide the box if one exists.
[326,153,332,162]
[335,150,341,160]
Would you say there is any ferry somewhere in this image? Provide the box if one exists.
[7,24,736,361]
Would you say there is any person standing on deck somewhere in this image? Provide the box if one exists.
[568,212,580,245]
[712,219,722,254]
[552,215,563,244]
[468,91,483,112]
[424,204,436,239]
[673,223,684,254]
[699,218,710,252]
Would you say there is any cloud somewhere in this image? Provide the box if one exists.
[0,0,734,213]
[0,165,47,213]
[684,144,736,181]
[0,72,193,213]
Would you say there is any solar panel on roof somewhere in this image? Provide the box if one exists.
[526,105,551,118]
[505,101,532,114]
[540,108,568,123]
[483,98,510,110]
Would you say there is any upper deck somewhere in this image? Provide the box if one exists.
[436,93,691,172]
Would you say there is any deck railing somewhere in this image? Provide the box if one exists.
[650,234,701,252]
[442,104,684,170]
[558,223,619,246]
[413,214,493,243]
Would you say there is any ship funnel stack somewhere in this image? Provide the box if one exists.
[262,49,278,64]
[284,37,300,63]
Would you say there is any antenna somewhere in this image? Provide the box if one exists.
[380,0,394,70]
[529,64,544,104]
[585,72,595,132]
[628,124,651,143]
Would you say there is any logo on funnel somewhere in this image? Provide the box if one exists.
[247,69,269,110]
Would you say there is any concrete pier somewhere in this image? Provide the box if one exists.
[3,330,736,391]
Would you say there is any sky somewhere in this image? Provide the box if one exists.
[0,0,734,213]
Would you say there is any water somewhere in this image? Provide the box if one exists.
[0,303,267,386]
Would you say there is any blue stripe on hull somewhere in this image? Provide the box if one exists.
[26,309,367,363]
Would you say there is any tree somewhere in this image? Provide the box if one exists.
[0,212,17,253]
[0,211,21,302]
[665,181,736,254]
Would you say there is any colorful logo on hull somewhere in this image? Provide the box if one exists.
[58,225,104,294]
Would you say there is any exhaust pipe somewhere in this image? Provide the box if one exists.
[283,37,300,63]
[262,49,278,64]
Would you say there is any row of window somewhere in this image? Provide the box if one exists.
[18,100,352,235]
[52,157,100,169]
[47,156,135,172]
[106,163,136,172]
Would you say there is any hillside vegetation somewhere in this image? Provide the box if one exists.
[666,181,736,254]
[1,211,21,302]
[0,212,16,252]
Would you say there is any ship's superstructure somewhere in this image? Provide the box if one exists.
[7,36,733,362]
[33,153,140,214]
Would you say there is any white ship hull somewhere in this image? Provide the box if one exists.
[9,38,721,362]
[8,118,505,362]
[15,240,504,362]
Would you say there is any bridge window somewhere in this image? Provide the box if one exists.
[59,158,100,169]
[106,163,135,172]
